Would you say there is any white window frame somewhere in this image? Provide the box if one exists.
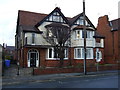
[74,48,93,59]
[86,31,94,39]
[47,48,68,60]
[27,49,39,67]
[86,48,94,59]
[53,15,60,22]
[74,30,82,40]
[31,33,35,45]
[74,48,84,59]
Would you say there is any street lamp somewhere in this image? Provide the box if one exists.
[83,0,87,75]
[17,62,20,75]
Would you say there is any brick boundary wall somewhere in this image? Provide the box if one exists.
[34,64,120,75]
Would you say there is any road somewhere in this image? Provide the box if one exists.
[3,74,119,88]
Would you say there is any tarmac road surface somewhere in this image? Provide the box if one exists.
[3,74,119,88]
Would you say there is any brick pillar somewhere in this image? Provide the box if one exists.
[40,48,46,67]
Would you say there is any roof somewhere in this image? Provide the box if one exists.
[45,22,69,28]
[18,10,47,26]
[110,18,120,31]
[6,46,15,51]
[93,31,105,39]
[73,25,95,31]
[35,7,70,27]
[16,10,47,33]
[21,25,43,33]
[68,13,83,25]
[16,7,96,33]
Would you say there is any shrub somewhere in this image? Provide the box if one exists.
[5,55,12,60]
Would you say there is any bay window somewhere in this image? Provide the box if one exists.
[74,30,94,39]
[47,48,68,59]
[74,48,93,59]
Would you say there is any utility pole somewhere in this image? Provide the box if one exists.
[83,0,87,75]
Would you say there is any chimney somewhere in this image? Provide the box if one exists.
[3,43,7,48]
[97,15,109,27]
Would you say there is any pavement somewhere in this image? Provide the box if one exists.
[2,64,119,86]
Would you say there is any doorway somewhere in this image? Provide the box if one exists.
[28,49,39,67]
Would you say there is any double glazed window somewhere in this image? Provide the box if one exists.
[74,48,93,59]
[47,48,68,59]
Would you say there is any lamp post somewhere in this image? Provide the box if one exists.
[17,62,20,75]
[83,0,87,75]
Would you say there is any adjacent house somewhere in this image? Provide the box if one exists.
[0,44,2,61]
[0,44,2,76]
[3,44,16,63]
[15,7,104,68]
[97,15,120,64]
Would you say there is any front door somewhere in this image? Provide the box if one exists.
[28,49,39,67]
[30,53,36,67]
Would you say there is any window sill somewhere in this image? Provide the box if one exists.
[74,58,94,60]
[46,58,68,60]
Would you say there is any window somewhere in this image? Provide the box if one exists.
[47,11,66,23]
[82,31,94,38]
[80,20,84,25]
[74,48,84,59]
[48,48,53,58]
[74,18,88,25]
[74,30,82,39]
[47,48,68,59]
[74,48,93,59]
[53,15,60,22]
[87,31,94,38]
[32,33,35,44]
[64,48,68,59]
[86,48,93,59]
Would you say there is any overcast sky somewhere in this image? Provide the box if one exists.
[0,0,119,46]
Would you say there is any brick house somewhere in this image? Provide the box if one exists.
[0,44,2,76]
[3,44,16,63]
[15,7,105,68]
[97,15,120,64]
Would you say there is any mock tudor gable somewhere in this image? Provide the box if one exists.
[36,7,69,27]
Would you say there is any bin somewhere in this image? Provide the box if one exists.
[5,60,10,67]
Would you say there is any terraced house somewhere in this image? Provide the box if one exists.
[15,7,105,68]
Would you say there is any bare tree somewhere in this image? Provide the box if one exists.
[44,22,70,67]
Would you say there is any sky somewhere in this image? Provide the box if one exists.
[0,0,119,46]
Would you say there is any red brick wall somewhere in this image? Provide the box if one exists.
[97,15,119,64]
[44,47,103,67]
[40,48,46,67]
[18,46,104,68]
[20,47,42,67]
[34,64,119,75]
[117,30,120,63]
